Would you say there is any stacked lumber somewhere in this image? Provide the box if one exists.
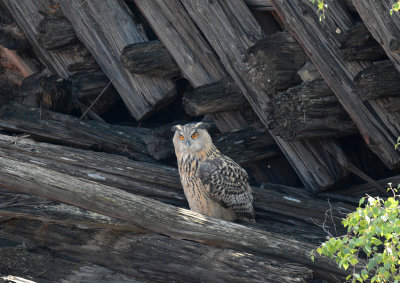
[0,0,400,281]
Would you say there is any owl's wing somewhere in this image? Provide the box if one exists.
[198,156,254,221]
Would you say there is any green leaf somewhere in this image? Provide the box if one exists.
[359,197,365,207]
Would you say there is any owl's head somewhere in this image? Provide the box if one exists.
[172,122,212,154]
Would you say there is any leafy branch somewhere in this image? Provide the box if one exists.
[311,184,400,282]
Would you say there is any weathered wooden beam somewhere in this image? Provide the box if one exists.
[0,216,312,282]
[353,60,400,101]
[0,103,153,162]
[58,0,176,120]
[272,0,400,169]
[0,234,133,283]
[352,1,400,72]
[121,40,180,78]
[180,0,350,192]
[339,22,387,62]
[267,79,357,140]
[0,151,350,278]
[182,79,247,116]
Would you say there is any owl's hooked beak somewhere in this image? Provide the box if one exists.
[186,140,191,147]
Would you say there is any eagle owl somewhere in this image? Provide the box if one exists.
[172,122,255,222]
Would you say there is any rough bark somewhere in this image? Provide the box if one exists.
[121,40,180,78]
[58,0,177,120]
[180,0,350,192]
[267,79,357,140]
[272,0,400,169]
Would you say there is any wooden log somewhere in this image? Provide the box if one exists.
[0,217,312,282]
[121,40,180,78]
[244,31,308,94]
[36,9,77,51]
[339,22,387,62]
[353,60,400,101]
[58,0,176,120]
[267,79,357,140]
[0,188,146,232]
[0,151,350,278]
[0,103,154,162]
[352,1,400,72]
[180,0,350,192]
[182,79,247,116]
[0,236,134,283]
[272,0,400,169]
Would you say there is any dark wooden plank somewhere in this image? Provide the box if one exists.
[121,40,180,78]
[267,79,357,140]
[0,103,153,162]
[180,0,350,192]
[272,0,400,169]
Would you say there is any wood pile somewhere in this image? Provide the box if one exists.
[0,0,399,282]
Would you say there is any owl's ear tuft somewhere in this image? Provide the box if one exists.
[171,124,183,132]
[194,122,210,130]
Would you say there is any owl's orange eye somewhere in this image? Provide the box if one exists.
[180,135,185,140]
[191,132,198,139]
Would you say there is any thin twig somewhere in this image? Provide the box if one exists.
[327,198,338,237]
[80,79,113,120]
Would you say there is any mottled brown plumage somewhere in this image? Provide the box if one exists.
[172,122,255,222]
